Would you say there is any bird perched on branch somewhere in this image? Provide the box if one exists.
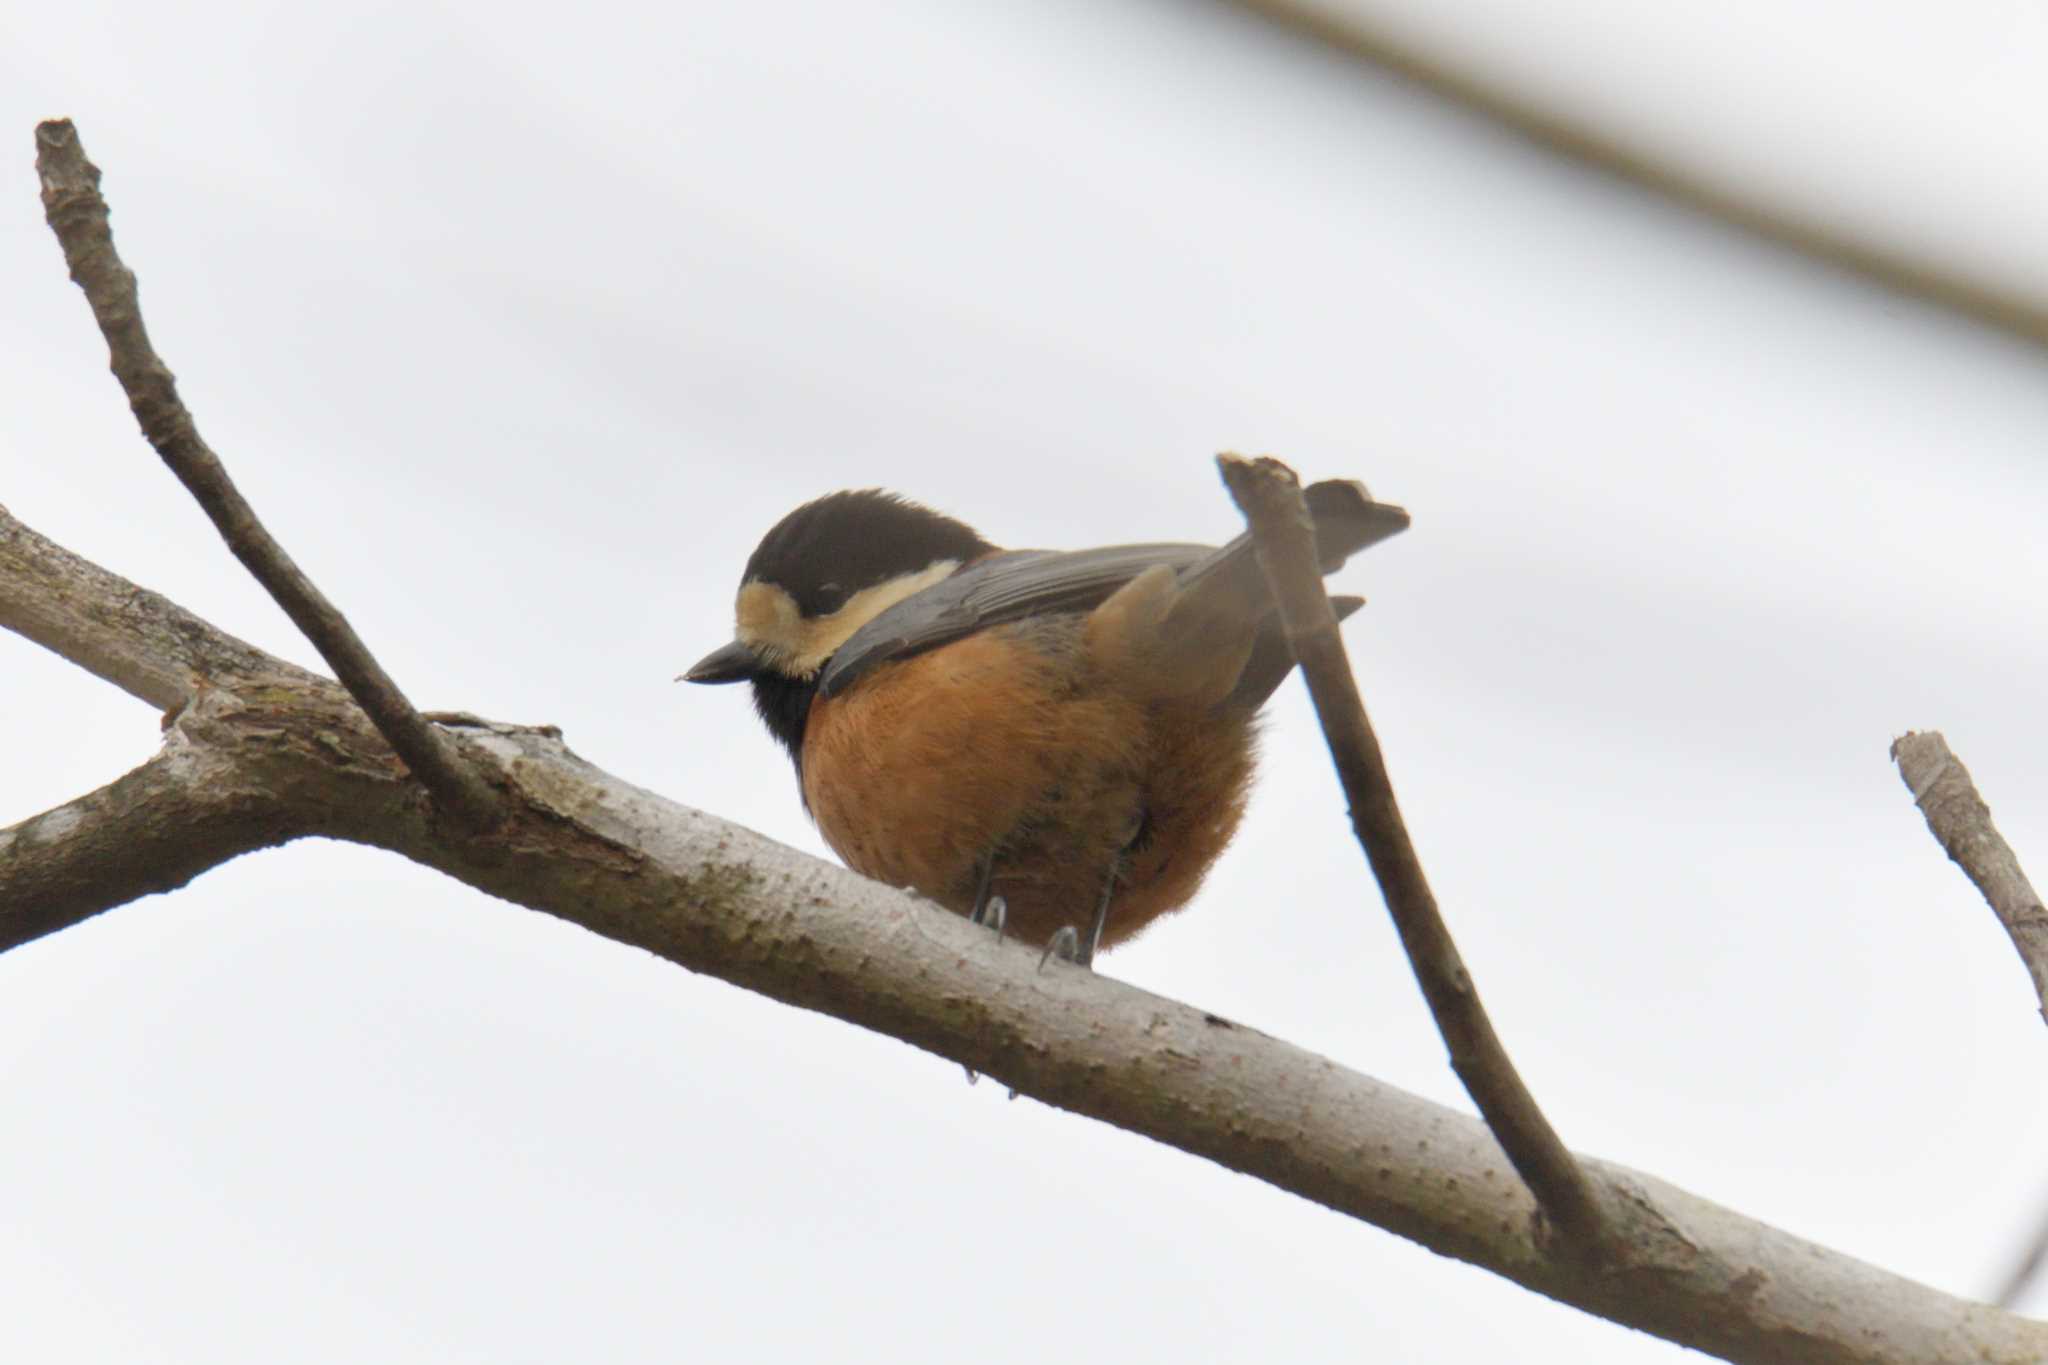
[685,479,1407,965]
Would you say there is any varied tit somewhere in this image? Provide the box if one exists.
[685,480,1408,965]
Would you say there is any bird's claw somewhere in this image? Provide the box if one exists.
[971,894,1007,941]
[1039,924,1083,971]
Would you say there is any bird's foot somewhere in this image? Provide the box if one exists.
[970,893,1007,941]
[963,887,1009,1084]
[1038,923,1092,971]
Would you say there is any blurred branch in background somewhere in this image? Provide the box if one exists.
[1214,0,2048,353]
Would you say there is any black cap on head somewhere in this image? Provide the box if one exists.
[742,489,993,617]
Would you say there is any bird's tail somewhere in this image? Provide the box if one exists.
[1174,479,1410,601]
[1087,480,1408,710]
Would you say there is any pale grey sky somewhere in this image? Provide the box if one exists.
[5,2,2047,1361]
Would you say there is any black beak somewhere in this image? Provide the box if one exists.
[680,640,761,684]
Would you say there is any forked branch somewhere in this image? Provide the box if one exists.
[33,118,500,831]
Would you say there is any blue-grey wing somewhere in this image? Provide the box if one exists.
[817,544,1210,697]
[816,480,1410,700]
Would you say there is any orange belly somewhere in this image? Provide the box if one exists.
[800,626,1257,951]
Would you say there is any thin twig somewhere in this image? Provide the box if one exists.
[1214,0,2048,355]
[1217,452,1609,1255]
[1891,731,2048,1024]
[32,119,500,830]
[1890,731,2048,1308]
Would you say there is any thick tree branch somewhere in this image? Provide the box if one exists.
[0,718,302,948]
[1892,731,2048,1024]
[0,502,309,710]
[396,728,2032,1365]
[1214,0,2048,354]
[1217,453,1609,1256]
[32,118,500,831]
[0,527,407,948]
[2,506,2040,1363]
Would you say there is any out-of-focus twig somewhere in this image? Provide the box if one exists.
[1213,0,2048,353]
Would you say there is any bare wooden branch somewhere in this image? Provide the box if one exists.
[32,118,500,830]
[2,504,2041,1363]
[0,519,408,950]
[0,502,310,710]
[1891,731,2048,1023]
[398,727,2032,1365]
[1,723,295,948]
[1891,731,2048,1307]
[1216,0,2048,354]
[0,669,414,953]
[1216,452,1609,1255]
